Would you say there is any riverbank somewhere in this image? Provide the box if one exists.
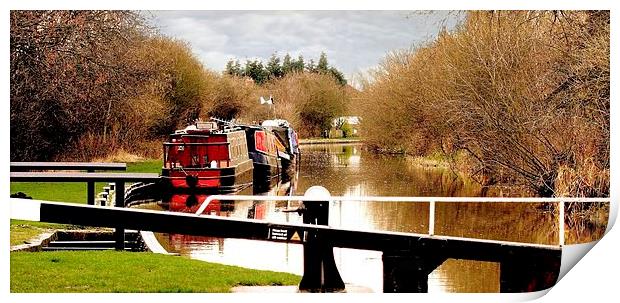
[10,251,300,292]
[299,137,362,145]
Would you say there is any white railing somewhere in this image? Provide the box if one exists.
[195,190,610,247]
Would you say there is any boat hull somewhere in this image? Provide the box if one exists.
[161,159,254,193]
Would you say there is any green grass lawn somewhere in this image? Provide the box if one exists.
[10,222,54,246]
[10,220,86,246]
[10,251,300,293]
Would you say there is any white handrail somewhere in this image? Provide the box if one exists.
[195,193,609,247]
[199,195,609,206]
[429,200,435,236]
[559,201,565,246]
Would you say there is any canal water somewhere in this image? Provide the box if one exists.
[149,143,608,293]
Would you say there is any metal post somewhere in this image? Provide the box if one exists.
[382,251,446,293]
[87,169,95,205]
[114,181,125,250]
[298,186,345,293]
[428,200,435,236]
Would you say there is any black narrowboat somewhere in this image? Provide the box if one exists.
[239,125,284,184]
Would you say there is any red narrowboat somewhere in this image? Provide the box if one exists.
[161,121,254,193]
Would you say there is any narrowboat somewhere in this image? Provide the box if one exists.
[161,121,254,193]
[260,119,300,174]
[238,124,285,185]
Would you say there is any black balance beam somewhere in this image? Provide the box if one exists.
[10,163,133,207]
[10,198,561,292]
[10,162,127,172]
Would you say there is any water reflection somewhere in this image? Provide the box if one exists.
[145,143,607,293]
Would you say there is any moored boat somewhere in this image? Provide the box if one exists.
[260,119,300,175]
[238,124,285,186]
[161,120,254,193]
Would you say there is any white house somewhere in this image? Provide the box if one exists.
[332,116,361,136]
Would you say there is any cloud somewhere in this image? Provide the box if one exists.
[148,11,462,77]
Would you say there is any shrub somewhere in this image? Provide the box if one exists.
[357,11,609,197]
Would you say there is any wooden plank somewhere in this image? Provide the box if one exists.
[10,172,160,182]
[10,162,127,171]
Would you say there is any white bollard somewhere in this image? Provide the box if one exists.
[304,186,331,199]
[97,198,107,206]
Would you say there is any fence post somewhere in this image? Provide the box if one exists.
[298,186,345,293]
[87,169,95,205]
[428,200,435,236]
[114,181,125,250]
[559,201,565,246]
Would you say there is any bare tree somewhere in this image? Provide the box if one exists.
[11,10,152,160]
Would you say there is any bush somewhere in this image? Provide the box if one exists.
[10,11,220,161]
[139,37,215,137]
[340,122,353,138]
[357,11,609,197]
[261,73,348,137]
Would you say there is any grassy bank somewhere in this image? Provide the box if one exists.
[10,251,300,292]
[406,151,451,169]
[10,220,77,247]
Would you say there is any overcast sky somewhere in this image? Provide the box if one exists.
[148,11,463,81]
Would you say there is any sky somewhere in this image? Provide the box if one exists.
[148,11,463,82]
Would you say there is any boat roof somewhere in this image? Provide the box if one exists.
[261,119,290,127]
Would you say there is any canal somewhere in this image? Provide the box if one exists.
[149,143,608,293]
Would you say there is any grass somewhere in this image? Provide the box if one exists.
[407,151,450,168]
[10,220,88,246]
[124,160,163,173]
[10,223,53,246]
[10,251,300,293]
[10,182,91,203]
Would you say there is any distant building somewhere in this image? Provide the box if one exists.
[333,116,360,126]
[332,116,361,137]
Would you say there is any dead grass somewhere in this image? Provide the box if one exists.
[92,150,146,163]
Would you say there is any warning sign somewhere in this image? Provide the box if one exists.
[268,227,304,243]
[270,228,288,240]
